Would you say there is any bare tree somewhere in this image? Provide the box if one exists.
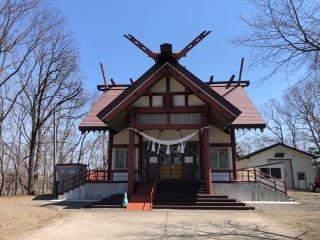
[20,24,83,194]
[238,77,319,154]
[0,0,58,195]
[285,77,320,151]
[262,100,286,143]
[235,0,320,80]
[260,99,303,147]
[0,0,107,195]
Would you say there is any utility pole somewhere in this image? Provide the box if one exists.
[53,108,57,197]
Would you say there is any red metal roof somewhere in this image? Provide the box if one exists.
[211,84,265,128]
[79,87,125,132]
[96,61,241,123]
[79,83,265,132]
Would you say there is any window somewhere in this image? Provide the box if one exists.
[210,147,229,169]
[275,152,285,158]
[260,168,270,176]
[259,167,282,179]
[271,168,282,179]
[136,114,167,125]
[297,172,306,180]
[114,148,128,169]
[170,113,202,124]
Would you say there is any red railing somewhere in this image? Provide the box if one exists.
[60,169,139,195]
[150,181,157,209]
[211,169,287,195]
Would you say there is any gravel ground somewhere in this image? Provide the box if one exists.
[251,191,320,240]
[1,191,319,240]
[0,196,67,240]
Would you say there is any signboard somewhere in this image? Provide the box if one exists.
[185,156,193,163]
[149,156,158,163]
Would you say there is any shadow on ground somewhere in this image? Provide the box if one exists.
[39,200,95,209]
[126,219,306,240]
[32,194,56,201]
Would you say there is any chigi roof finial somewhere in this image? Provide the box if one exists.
[124,31,211,62]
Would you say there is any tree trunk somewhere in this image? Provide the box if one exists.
[27,129,37,195]
[0,97,4,196]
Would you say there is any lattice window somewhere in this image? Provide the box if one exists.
[170,113,202,124]
[136,114,167,125]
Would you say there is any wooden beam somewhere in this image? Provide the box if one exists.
[175,31,211,59]
[132,106,206,114]
[210,143,232,147]
[238,57,244,81]
[136,124,203,130]
[138,135,143,181]
[231,128,237,180]
[128,114,136,196]
[201,111,212,194]
[100,63,109,89]
[209,75,214,83]
[124,34,159,60]
[107,131,113,181]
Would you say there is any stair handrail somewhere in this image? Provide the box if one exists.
[248,169,287,195]
[61,169,108,194]
[150,181,157,209]
[61,170,88,194]
[211,169,287,195]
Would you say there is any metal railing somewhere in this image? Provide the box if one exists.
[60,169,139,195]
[211,169,287,195]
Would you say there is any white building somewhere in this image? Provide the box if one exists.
[238,143,316,190]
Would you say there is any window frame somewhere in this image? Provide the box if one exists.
[113,147,128,170]
[259,167,282,179]
[297,171,306,181]
[210,147,230,170]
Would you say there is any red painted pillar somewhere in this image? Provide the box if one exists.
[138,135,143,181]
[201,110,212,194]
[231,128,237,180]
[107,131,113,181]
[128,115,135,196]
[201,126,212,194]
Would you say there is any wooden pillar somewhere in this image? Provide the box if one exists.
[199,138,204,180]
[231,128,237,180]
[107,131,113,181]
[128,114,136,196]
[138,135,143,181]
[201,111,212,194]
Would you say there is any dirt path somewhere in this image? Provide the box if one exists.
[18,209,303,240]
[0,196,66,240]
[1,191,319,240]
[252,191,320,240]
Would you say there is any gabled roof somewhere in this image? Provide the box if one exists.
[79,83,266,132]
[212,85,266,128]
[238,143,315,161]
[79,87,125,132]
[79,48,266,133]
[96,58,241,123]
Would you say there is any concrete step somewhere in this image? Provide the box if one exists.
[86,193,124,208]
[153,205,255,210]
[153,201,245,206]
[155,194,228,199]
[88,204,124,209]
[155,197,237,202]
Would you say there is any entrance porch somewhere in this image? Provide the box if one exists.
[108,125,239,197]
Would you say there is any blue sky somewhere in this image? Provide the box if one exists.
[51,0,296,106]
